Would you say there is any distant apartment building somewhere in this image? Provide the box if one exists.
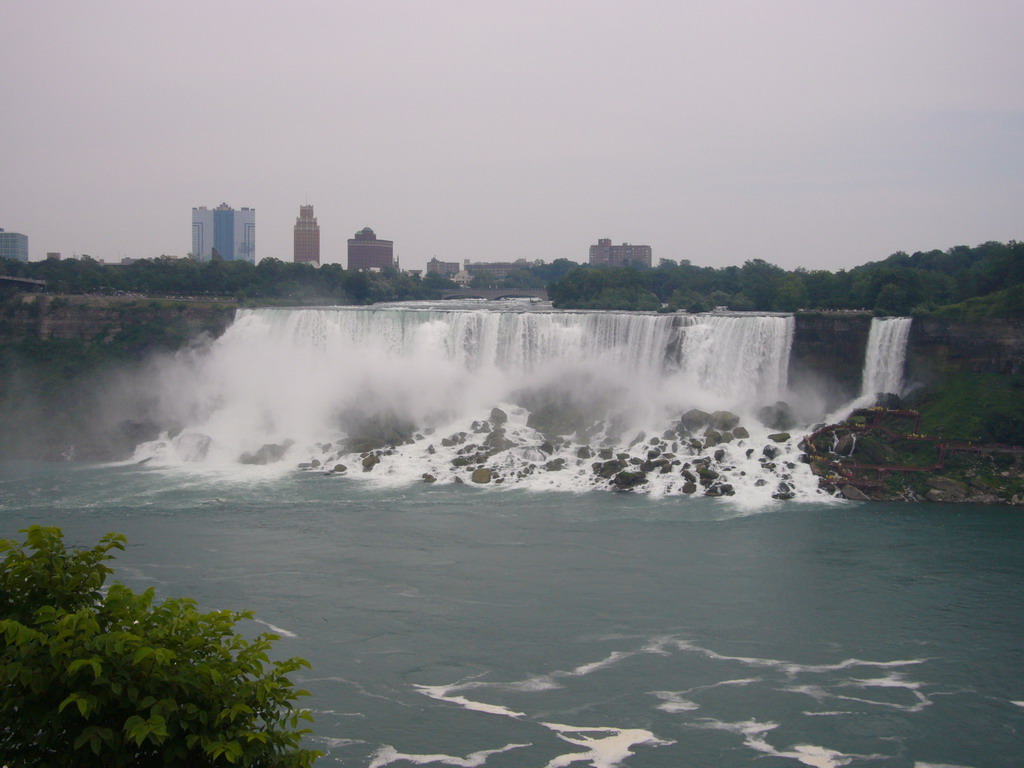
[347,227,396,271]
[589,238,652,268]
[426,257,460,277]
[191,203,256,262]
[0,229,29,262]
[293,205,320,264]
[463,258,535,279]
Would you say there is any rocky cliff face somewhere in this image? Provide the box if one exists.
[907,317,1024,381]
[790,313,1024,410]
[0,294,236,346]
[789,313,872,411]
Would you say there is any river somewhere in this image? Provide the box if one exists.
[2,460,1022,767]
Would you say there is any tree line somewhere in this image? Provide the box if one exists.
[2,240,1022,317]
[0,256,461,304]
[548,240,1024,317]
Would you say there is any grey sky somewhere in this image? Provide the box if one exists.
[2,0,1022,271]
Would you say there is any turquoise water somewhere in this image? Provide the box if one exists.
[2,461,1023,767]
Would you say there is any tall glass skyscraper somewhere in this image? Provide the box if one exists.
[191,203,255,262]
[0,229,29,262]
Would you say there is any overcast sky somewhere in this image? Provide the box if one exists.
[2,1,1022,271]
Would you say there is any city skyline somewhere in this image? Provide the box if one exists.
[2,2,1023,271]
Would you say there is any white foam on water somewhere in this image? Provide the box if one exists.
[540,723,673,768]
[413,684,526,718]
[569,651,639,676]
[650,690,700,712]
[802,711,855,717]
[670,638,927,677]
[252,618,298,638]
[368,743,530,768]
[692,719,860,768]
[318,737,364,747]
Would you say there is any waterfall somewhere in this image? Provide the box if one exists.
[860,317,912,399]
[130,306,818,502]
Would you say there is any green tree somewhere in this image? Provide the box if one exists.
[0,527,321,768]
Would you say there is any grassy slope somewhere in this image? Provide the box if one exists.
[911,372,1024,442]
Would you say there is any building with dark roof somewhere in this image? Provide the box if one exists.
[347,227,396,271]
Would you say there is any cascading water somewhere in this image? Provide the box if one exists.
[860,317,913,399]
[131,305,821,502]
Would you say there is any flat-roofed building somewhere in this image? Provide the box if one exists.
[192,203,256,262]
[0,229,29,262]
[463,258,535,279]
[426,257,460,277]
[588,238,652,268]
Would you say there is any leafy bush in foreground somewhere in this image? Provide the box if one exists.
[0,526,321,767]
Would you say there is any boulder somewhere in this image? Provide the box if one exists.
[340,410,417,453]
[757,401,796,431]
[925,488,951,503]
[484,428,515,452]
[768,432,791,443]
[596,459,625,478]
[422,473,437,483]
[835,434,856,456]
[544,458,566,472]
[361,454,381,471]
[681,482,698,494]
[577,446,593,459]
[926,476,968,500]
[489,407,508,425]
[333,464,347,473]
[840,484,870,501]
[703,429,722,448]
[762,445,781,460]
[471,468,492,484]
[539,441,555,455]
[239,442,290,465]
[679,409,711,432]
[611,470,648,489]
[708,411,740,431]
[733,426,750,439]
